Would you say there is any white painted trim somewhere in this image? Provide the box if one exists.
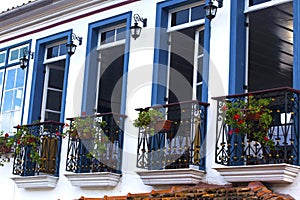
[97,39,125,51]
[136,168,205,186]
[64,172,121,188]
[214,163,300,183]
[11,175,59,189]
[167,19,205,33]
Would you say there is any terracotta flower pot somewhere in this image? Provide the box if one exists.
[154,120,172,132]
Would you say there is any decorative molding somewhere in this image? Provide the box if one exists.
[214,163,300,183]
[64,172,121,188]
[11,175,58,189]
[137,168,206,186]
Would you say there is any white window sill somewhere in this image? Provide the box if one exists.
[11,175,58,189]
[214,163,300,184]
[64,172,121,188]
[136,168,205,186]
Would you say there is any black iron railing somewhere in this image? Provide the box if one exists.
[213,87,300,166]
[136,100,209,170]
[65,113,126,174]
[12,121,64,176]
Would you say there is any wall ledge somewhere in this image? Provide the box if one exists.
[136,168,205,186]
[214,163,300,183]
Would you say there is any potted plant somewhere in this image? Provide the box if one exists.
[223,95,274,149]
[133,108,172,134]
[0,125,42,167]
[0,131,14,166]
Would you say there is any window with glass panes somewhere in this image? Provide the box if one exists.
[0,45,28,133]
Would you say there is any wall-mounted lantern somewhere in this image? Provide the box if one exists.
[204,0,223,20]
[130,14,147,40]
[19,49,34,70]
[66,33,82,56]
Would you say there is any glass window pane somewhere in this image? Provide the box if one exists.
[0,113,11,133]
[116,27,126,41]
[101,29,115,45]
[0,71,4,85]
[191,5,205,21]
[45,111,60,122]
[171,8,189,27]
[197,58,203,83]
[14,88,23,110]
[19,47,28,58]
[16,68,25,88]
[249,0,271,6]
[0,52,5,64]
[48,68,64,90]
[46,90,62,111]
[198,31,204,55]
[5,69,16,90]
[59,43,67,56]
[47,46,59,59]
[2,90,13,112]
[10,49,19,61]
[196,85,202,101]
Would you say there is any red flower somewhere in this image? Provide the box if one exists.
[228,130,234,135]
[234,128,240,133]
[56,131,60,136]
[4,133,9,138]
[64,123,69,127]
[237,120,244,125]
[222,105,227,111]
[263,136,269,141]
[17,124,21,129]
[17,140,21,144]
[233,114,240,120]
[82,112,86,116]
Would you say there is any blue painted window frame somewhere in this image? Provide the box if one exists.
[229,0,300,93]
[152,0,211,105]
[28,30,72,123]
[0,41,31,131]
[82,12,132,115]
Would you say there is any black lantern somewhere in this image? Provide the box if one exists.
[204,0,223,20]
[130,14,147,40]
[66,33,82,56]
[19,49,33,70]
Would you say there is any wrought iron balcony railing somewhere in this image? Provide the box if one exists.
[12,121,64,176]
[213,87,300,166]
[136,100,209,170]
[65,113,126,174]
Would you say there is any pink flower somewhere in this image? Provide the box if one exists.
[222,105,227,111]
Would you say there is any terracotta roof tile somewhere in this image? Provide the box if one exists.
[79,181,295,200]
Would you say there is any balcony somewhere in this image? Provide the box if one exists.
[11,121,64,189]
[64,112,126,188]
[136,100,209,186]
[213,87,300,183]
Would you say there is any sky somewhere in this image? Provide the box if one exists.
[0,0,32,13]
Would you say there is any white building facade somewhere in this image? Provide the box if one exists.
[0,0,299,199]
